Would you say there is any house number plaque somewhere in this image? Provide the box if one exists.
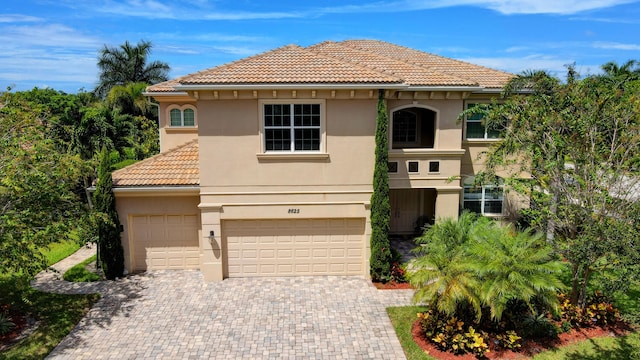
[288,208,300,214]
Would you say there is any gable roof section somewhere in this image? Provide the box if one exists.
[112,140,199,187]
[178,44,401,86]
[147,39,513,92]
[308,41,476,87]
[338,40,512,89]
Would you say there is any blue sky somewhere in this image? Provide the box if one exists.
[2,0,640,93]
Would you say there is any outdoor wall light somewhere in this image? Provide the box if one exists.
[209,230,215,238]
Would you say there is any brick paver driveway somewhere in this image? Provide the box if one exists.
[45,271,413,359]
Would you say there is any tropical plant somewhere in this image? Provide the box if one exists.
[106,82,159,159]
[408,213,564,323]
[94,147,124,280]
[469,225,565,321]
[468,64,640,307]
[94,40,169,98]
[0,313,15,335]
[370,89,392,282]
[409,212,484,320]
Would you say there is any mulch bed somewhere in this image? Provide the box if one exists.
[411,319,633,359]
[373,281,413,290]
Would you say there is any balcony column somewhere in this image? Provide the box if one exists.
[434,187,461,221]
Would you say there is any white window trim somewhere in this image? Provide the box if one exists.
[462,177,504,216]
[167,104,197,127]
[463,101,501,141]
[259,99,326,154]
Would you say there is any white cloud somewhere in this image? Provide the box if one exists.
[0,24,101,49]
[0,23,102,91]
[404,0,639,15]
[569,16,640,23]
[84,0,303,20]
[0,14,42,23]
[593,41,640,50]
[54,0,640,20]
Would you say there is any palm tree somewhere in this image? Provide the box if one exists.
[106,82,153,117]
[599,60,640,88]
[409,212,484,320]
[468,224,565,321]
[106,82,159,159]
[94,40,170,98]
[408,212,564,323]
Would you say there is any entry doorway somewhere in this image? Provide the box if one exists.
[389,189,436,235]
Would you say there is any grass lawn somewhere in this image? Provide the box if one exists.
[1,240,99,360]
[531,332,640,359]
[41,238,81,266]
[63,255,101,283]
[387,306,434,360]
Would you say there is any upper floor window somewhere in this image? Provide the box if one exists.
[462,177,504,215]
[391,107,435,149]
[168,105,196,127]
[465,103,501,140]
[263,103,321,152]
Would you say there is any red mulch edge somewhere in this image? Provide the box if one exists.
[373,281,413,290]
[411,319,633,360]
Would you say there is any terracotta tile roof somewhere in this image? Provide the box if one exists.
[308,41,477,87]
[178,44,400,85]
[112,140,199,187]
[337,40,513,88]
[146,39,513,92]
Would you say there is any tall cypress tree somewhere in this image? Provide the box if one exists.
[94,147,125,279]
[370,89,392,282]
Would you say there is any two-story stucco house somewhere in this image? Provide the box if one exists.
[112,40,514,282]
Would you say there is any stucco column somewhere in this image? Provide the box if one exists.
[434,187,462,221]
[199,204,224,282]
[363,202,372,279]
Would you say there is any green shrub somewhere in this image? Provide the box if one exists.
[0,312,15,335]
[520,313,559,339]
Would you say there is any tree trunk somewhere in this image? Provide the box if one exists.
[571,264,581,305]
[84,177,94,208]
[578,267,593,308]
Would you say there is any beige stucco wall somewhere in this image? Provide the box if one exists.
[158,101,198,152]
[138,90,516,280]
[115,193,201,273]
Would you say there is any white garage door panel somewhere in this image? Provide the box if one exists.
[131,214,199,271]
[224,218,365,277]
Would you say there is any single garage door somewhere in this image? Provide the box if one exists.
[223,218,365,277]
[131,214,200,271]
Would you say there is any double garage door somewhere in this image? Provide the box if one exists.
[130,215,366,277]
[223,218,365,277]
[131,214,200,271]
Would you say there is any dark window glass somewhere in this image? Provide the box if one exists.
[294,129,320,151]
[265,129,291,151]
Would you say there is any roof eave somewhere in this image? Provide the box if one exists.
[175,83,407,91]
[89,185,199,191]
[406,85,485,92]
[142,91,190,96]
